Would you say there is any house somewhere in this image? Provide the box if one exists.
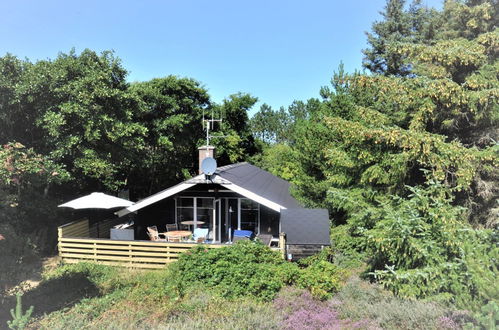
[115,146,331,259]
[56,146,331,267]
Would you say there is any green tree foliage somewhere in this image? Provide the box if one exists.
[363,0,437,76]
[366,184,498,310]
[253,0,498,310]
[210,93,259,164]
[250,103,290,144]
[128,76,210,196]
[0,49,146,191]
[0,143,69,229]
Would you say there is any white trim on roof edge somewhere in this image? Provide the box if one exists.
[115,174,286,217]
[220,183,284,212]
[115,182,195,217]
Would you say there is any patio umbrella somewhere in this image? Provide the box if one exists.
[58,192,134,210]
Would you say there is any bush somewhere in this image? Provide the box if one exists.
[169,241,344,301]
[365,185,499,310]
[295,261,342,300]
[168,242,294,301]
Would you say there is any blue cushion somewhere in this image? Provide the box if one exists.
[233,230,253,238]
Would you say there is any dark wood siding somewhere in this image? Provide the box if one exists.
[286,244,325,261]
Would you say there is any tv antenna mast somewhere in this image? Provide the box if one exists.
[202,109,224,149]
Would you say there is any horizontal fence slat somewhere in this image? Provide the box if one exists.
[62,259,171,269]
[60,253,175,263]
[59,248,181,258]
[58,219,88,229]
[59,237,221,248]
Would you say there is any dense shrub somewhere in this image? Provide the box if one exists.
[365,185,498,310]
[168,241,343,301]
[295,261,342,300]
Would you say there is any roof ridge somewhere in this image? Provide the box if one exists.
[216,162,248,172]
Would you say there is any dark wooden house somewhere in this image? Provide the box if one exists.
[115,147,331,259]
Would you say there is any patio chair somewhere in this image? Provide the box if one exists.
[256,234,273,247]
[233,230,253,239]
[193,228,209,243]
[165,223,178,231]
[147,226,167,241]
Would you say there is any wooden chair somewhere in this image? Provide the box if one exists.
[147,226,167,241]
[165,223,178,231]
[256,234,273,247]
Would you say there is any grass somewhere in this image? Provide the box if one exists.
[3,261,470,330]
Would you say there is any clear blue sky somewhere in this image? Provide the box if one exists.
[0,0,441,115]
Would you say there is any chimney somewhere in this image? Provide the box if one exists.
[198,146,215,174]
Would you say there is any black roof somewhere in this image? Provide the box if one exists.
[216,163,301,209]
[281,208,330,245]
[116,162,301,216]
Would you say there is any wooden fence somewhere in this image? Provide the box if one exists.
[58,237,223,269]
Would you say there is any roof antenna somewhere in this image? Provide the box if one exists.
[200,108,225,178]
[202,108,226,153]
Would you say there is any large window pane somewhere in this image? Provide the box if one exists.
[197,198,214,239]
[197,198,213,208]
[178,208,193,222]
[240,199,258,233]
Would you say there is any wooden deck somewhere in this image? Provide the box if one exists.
[57,219,285,269]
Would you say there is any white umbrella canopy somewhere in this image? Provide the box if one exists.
[58,192,134,209]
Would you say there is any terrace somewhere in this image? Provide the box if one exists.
[57,218,286,269]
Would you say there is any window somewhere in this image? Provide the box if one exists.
[177,197,194,223]
[196,198,213,229]
[176,197,214,239]
[240,198,259,234]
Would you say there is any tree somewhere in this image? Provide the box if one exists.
[363,0,436,76]
[0,49,146,192]
[250,104,291,144]
[278,0,498,308]
[211,93,259,164]
[128,76,210,197]
[0,55,35,145]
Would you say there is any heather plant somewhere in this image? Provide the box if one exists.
[274,287,375,330]
[333,277,469,330]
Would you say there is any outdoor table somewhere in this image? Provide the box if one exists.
[163,230,192,242]
[180,220,205,230]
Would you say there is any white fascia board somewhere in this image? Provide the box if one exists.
[220,183,285,212]
[115,182,194,217]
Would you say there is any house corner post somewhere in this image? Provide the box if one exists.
[279,232,286,260]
